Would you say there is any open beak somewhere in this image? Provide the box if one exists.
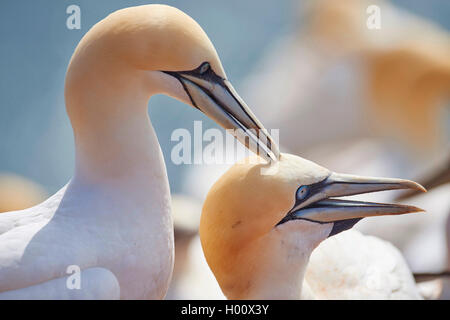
[163,64,280,162]
[278,172,426,236]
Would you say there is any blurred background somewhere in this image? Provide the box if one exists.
[1,0,448,195]
[0,0,449,299]
[0,0,295,194]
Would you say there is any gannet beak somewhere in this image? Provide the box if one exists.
[278,172,426,236]
[163,63,280,162]
[395,156,450,201]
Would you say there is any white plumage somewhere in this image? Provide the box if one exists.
[304,230,421,299]
[0,5,276,299]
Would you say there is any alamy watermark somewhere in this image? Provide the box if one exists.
[366,5,381,30]
[66,5,81,30]
[170,121,279,166]
[66,265,81,290]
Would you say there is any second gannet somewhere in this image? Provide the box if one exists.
[0,5,278,299]
[185,0,450,283]
[200,153,426,299]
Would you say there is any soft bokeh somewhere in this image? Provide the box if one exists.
[2,0,448,195]
[0,0,296,194]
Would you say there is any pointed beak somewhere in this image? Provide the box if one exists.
[163,68,279,163]
[278,172,426,236]
[395,155,450,201]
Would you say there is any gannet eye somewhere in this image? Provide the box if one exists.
[199,62,210,75]
[296,186,309,201]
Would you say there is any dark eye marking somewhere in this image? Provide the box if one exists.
[160,61,225,110]
[292,176,331,206]
[162,61,224,83]
[198,62,210,75]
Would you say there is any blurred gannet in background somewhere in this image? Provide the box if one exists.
[0,5,278,299]
[184,0,450,279]
[0,173,47,213]
[200,154,426,299]
[305,0,450,153]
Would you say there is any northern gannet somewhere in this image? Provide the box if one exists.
[184,0,450,280]
[0,5,278,299]
[200,153,426,299]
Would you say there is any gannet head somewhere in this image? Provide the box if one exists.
[66,4,278,161]
[200,153,425,299]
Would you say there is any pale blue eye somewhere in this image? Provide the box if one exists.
[296,186,309,200]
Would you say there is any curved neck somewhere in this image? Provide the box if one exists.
[65,63,166,191]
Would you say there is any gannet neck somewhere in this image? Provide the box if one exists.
[65,63,163,187]
[232,220,327,300]
[240,231,311,300]
[63,4,218,186]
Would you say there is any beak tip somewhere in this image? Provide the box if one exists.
[408,205,426,214]
[408,181,427,193]
[393,182,427,201]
